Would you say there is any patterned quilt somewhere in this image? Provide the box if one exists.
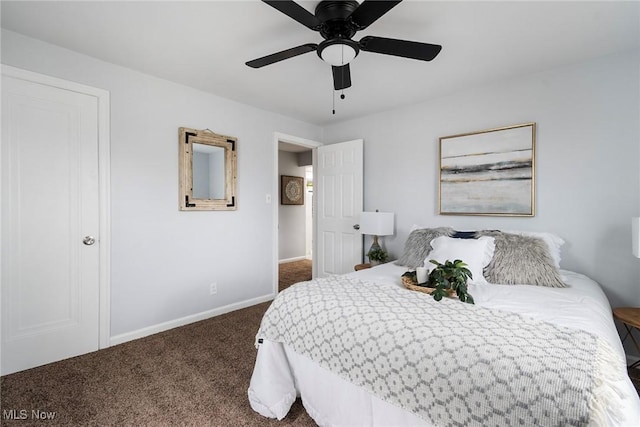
[256,275,624,426]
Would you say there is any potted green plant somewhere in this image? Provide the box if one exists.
[426,259,474,304]
[367,248,388,266]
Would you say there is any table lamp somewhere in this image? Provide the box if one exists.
[359,211,394,262]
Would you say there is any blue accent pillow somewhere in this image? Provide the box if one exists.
[451,231,477,239]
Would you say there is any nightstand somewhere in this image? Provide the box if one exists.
[613,307,640,369]
[354,263,371,271]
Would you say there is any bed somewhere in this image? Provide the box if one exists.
[248,228,640,426]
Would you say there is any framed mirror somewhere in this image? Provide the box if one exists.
[179,127,237,211]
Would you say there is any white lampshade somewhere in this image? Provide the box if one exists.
[633,217,640,258]
[320,43,357,67]
[360,212,394,236]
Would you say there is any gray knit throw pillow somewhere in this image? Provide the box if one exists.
[395,227,455,269]
[477,231,566,287]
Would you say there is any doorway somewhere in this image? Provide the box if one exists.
[272,133,322,294]
[278,143,313,291]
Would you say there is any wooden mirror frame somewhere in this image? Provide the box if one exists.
[179,127,237,211]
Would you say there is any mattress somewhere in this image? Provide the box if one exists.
[249,262,640,426]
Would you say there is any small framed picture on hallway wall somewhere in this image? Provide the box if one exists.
[281,175,304,205]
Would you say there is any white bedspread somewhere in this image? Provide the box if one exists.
[249,263,640,426]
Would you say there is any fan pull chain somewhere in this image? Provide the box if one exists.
[341,46,346,100]
[341,61,345,100]
[332,90,335,115]
[332,46,346,115]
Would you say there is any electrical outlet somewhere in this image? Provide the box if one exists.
[209,282,217,295]
[265,194,272,204]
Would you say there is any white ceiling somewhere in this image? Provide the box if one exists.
[2,1,638,126]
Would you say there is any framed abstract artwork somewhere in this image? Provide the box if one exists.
[439,123,536,216]
[281,175,304,205]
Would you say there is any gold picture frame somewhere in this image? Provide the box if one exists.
[439,122,536,216]
[281,175,304,205]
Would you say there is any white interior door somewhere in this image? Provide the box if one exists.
[1,67,107,375]
[316,139,363,277]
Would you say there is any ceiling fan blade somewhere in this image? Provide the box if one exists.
[246,43,317,68]
[262,0,321,30]
[349,0,402,30]
[332,64,351,90]
[359,36,442,61]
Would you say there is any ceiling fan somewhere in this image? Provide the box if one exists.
[246,0,442,91]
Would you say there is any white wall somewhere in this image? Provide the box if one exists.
[323,50,640,308]
[278,150,308,261]
[1,30,322,338]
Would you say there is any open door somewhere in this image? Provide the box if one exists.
[316,139,364,277]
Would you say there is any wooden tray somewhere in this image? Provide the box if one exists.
[401,275,456,296]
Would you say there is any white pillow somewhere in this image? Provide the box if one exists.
[425,236,496,285]
[503,230,564,268]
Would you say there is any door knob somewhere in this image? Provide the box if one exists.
[83,236,96,246]
[353,224,360,230]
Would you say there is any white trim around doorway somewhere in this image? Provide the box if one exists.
[272,132,322,296]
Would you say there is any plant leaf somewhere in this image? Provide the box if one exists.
[423,259,476,304]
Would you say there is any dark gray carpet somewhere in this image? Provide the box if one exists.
[0,302,316,426]
[279,259,312,292]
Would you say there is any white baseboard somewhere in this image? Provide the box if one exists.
[279,256,310,264]
[109,293,275,347]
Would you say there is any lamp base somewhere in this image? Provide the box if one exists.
[367,235,381,264]
[368,235,381,252]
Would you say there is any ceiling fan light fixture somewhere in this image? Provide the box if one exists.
[318,38,359,66]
